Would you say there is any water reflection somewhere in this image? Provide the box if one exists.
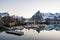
[0,24,60,40]
[54,25,60,31]
[36,28,40,33]
[1,24,60,34]
[23,24,60,33]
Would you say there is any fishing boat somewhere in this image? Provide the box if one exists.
[5,30,24,36]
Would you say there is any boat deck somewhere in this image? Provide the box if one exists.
[6,30,24,36]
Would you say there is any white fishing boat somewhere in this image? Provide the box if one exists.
[6,30,24,36]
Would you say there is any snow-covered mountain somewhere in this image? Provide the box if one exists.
[25,11,60,21]
[55,13,60,17]
[0,12,9,17]
[30,11,43,21]
[43,12,60,20]
[1,11,60,21]
[29,11,60,21]
[43,13,54,19]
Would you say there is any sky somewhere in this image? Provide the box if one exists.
[0,0,60,18]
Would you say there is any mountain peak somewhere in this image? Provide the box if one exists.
[30,10,43,21]
[35,10,40,15]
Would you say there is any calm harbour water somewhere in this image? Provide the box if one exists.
[0,24,60,40]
